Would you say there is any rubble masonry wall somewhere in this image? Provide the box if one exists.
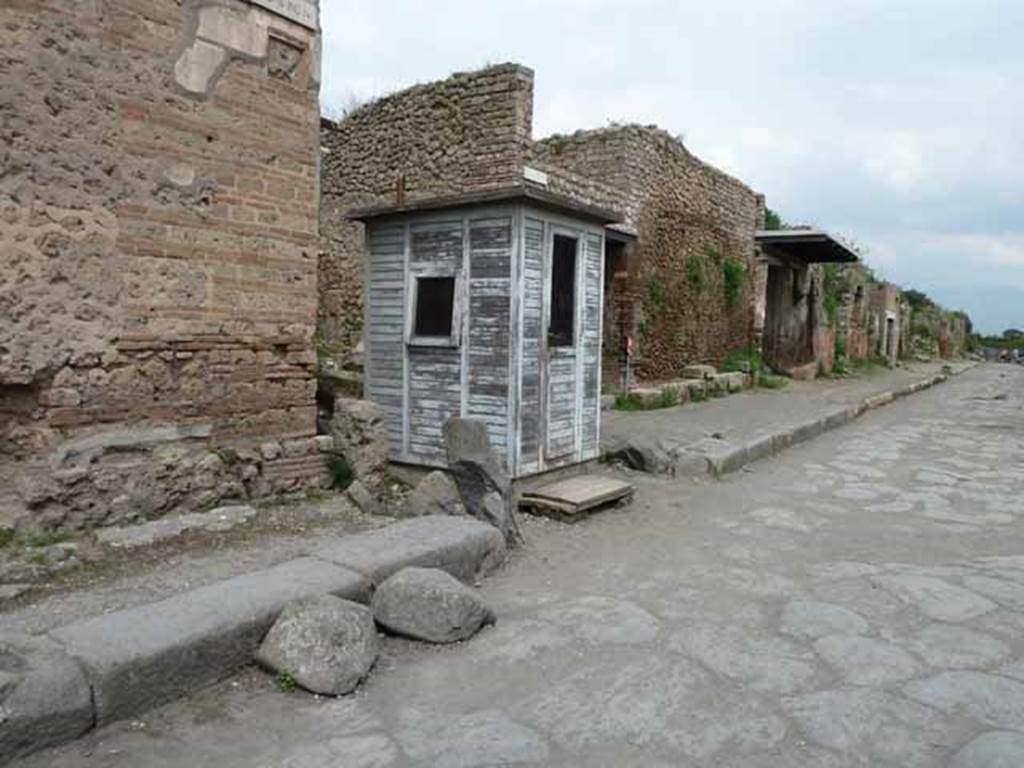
[0,0,327,531]
[532,125,765,382]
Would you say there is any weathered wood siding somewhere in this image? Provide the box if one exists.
[364,204,605,476]
[581,232,603,458]
[546,351,578,459]
[518,216,545,474]
[467,218,512,464]
[364,222,405,455]
[406,221,464,463]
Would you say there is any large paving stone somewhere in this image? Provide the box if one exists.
[871,573,998,621]
[904,671,1024,730]
[256,595,378,696]
[280,734,400,768]
[396,708,549,768]
[950,731,1024,768]
[518,655,786,759]
[50,557,370,724]
[780,600,869,639]
[372,567,494,643]
[783,687,956,767]
[668,622,818,694]
[907,625,1011,669]
[468,619,573,664]
[537,596,660,645]
[962,575,1024,610]
[0,633,93,763]
[313,515,506,586]
[813,635,921,685]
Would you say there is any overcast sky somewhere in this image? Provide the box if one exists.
[321,0,1023,335]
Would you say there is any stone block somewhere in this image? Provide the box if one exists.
[0,633,93,763]
[682,364,717,380]
[51,558,370,725]
[196,4,267,58]
[720,371,748,392]
[864,391,896,409]
[789,418,826,445]
[683,379,707,398]
[743,434,776,463]
[312,516,507,586]
[823,406,855,431]
[256,596,378,696]
[174,40,227,96]
[260,441,283,461]
[372,567,494,643]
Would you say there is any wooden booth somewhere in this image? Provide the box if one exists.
[351,186,626,478]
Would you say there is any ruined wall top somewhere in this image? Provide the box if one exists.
[532,123,763,233]
[321,63,536,209]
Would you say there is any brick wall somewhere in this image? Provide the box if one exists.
[533,125,765,381]
[0,0,327,531]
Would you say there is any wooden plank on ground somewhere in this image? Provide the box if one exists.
[519,475,634,522]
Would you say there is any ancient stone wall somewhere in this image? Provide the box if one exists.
[762,263,834,378]
[1,0,326,532]
[868,282,903,364]
[533,125,764,381]
[835,265,870,361]
[318,64,536,371]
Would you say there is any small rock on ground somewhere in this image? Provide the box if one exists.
[256,595,378,696]
[372,567,494,643]
[347,480,382,517]
[397,471,464,518]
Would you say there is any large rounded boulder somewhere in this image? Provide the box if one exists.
[371,567,495,643]
[256,595,378,696]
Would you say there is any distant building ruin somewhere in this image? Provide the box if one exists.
[319,64,766,391]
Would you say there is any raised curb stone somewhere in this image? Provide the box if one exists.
[313,515,507,586]
[372,567,494,643]
[0,633,93,763]
[51,557,370,725]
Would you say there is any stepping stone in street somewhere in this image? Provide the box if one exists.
[256,595,378,696]
[372,567,494,643]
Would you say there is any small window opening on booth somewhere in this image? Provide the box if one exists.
[549,235,577,347]
[413,276,456,338]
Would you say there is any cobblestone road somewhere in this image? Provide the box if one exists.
[18,364,1024,767]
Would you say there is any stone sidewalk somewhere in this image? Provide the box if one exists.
[603,360,971,477]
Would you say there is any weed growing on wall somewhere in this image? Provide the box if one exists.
[647,274,666,310]
[822,264,843,323]
[327,455,354,490]
[722,256,745,309]
[722,347,762,373]
[656,386,681,408]
[686,254,704,289]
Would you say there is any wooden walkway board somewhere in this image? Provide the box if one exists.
[519,475,634,520]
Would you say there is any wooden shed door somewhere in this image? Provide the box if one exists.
[543,230,581,461]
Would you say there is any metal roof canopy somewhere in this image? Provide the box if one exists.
[755,229,859,265]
